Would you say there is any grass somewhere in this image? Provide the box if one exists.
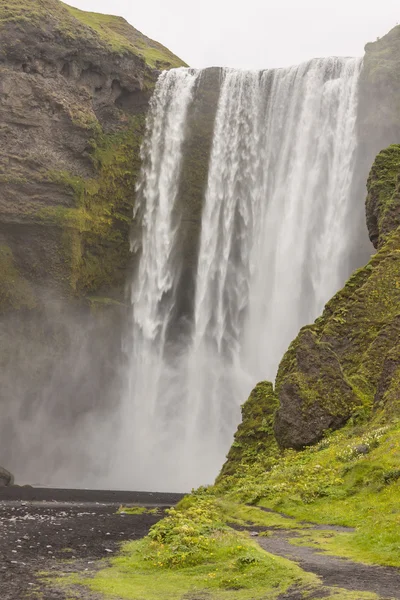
[0,0,186,69]
[217,419,400,568]
[43,420,400,600]
[62,3,186,68]
[118,506,160,516]
[49,496,318,599]
[215,501,306,530]
[284,481,400,567]
[75,534,317,600]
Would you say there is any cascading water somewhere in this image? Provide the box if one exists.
[117,58,363,492]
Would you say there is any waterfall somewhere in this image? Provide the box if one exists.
[116,58,363,492]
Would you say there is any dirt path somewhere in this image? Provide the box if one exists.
[0,488,183,600]
[257,525,400,599]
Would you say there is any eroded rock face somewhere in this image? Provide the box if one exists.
[0,0,186,304]
[358,25,400,154]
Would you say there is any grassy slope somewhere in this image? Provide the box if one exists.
[220,419,400,568]
[51,417,399,599]
[0,0,186,69]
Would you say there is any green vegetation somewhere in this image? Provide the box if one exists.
[0,0,185,69]
[118,506,160,516]
[366,145,400,248]
[36,115,145,296]
[58,535,317,600]
[62,4,186,68]
[216,420,400,568]
[219,382,279,479]
[52,495,323,599]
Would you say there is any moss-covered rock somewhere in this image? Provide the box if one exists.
[219,382,279,479]
[366,145,400,248]
[36,115,146,296]
[274,146,400,448]
[0,0,185,70]
[274,330,360,449]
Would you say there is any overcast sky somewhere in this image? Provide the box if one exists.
[66,0,399,69]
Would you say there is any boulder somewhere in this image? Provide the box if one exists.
[0,466,14,487]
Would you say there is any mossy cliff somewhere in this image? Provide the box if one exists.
[221,144,400,476]
[0,0,185,311]
[275,144,400,447]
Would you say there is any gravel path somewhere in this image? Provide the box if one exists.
[258,528,400,599]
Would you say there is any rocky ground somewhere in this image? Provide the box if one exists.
[0,488,183,600]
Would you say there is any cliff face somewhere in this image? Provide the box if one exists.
[0,0,185,482]
[0,0,185,307]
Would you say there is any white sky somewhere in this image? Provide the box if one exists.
[65,0,400,69]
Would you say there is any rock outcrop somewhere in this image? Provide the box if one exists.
[219,382,279,479]
[0,466,14,487]
[274,145,400,448]
[274,145,400,450]
[0,0,185,305]
[359,25,400,154]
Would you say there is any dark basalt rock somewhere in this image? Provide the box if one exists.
[0,466,14,487]
[274,330,359,449]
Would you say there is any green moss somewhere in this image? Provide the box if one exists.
[35,115,146,297]
[366,145,400,247]
[50,495,319,600]
[62,3,187,68]
[215,419,400,569]
[273,148,400,447]
[219,382,279,480]
[0,0,186,69]
[0,244,37,311]
[118,506,160,515]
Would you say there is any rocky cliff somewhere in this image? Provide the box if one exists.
[0,0,185,482]
[0,0,185,307]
